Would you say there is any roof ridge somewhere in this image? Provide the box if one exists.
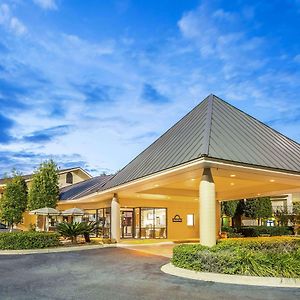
[212,94,300,148]
[201,94,214,156]
[101,94,212,190]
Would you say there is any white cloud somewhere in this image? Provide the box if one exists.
[294,54,300,63]
[33,0,57,10]
[10,17,27,35]
[0,4,10,24]
[177,1,265,79]
[0,3,27,35]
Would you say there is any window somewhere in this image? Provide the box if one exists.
[187,214,194,226]
[66,172,73,184]
[140,208,167,239]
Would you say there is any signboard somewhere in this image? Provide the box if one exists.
[172,214,182,223]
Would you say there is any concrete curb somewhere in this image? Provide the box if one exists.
[0,244,116,255]
[161,263,300,288]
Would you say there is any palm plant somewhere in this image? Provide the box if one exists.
[57,222,83,243]
[57,221,101,243]
[80,221,99,243]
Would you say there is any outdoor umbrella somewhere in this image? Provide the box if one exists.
[29,207,60,232]
[29,207,60,216]
[61,208,85,216]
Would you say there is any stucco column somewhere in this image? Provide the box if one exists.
[199,168,216,247]
[111,194,120,242]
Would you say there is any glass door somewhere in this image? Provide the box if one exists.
[121,210,134,238]
[154,208,167,239]
[140,208,155,238]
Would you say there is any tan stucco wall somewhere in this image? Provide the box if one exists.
[58,198,199,240]
[119,198,199,240]
[19,212,37,231]
[21,197,222,241]
[58,170,90,188]
[292,193,300,203]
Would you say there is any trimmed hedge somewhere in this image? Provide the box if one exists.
[172,237,300,278]
[0,232,60,250]
[221,226,293,237]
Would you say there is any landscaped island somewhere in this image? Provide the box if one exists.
[172,237,300,278]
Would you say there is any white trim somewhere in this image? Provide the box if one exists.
[59,158,300,203]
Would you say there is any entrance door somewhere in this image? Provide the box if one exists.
[121,211,133,238]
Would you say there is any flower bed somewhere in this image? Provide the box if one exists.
[0,232,60,250]
[172,237,300,278]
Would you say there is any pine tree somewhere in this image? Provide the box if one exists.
[28,160,59,210]
[0,171,27,231]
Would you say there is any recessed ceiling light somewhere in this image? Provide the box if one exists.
[230,174,236,178]
[269,179,275,183]
[154,184,159,187]
[230,182,235,186]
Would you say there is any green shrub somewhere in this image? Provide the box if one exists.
[0,232,60,250]
[241,226,293,237]
[172,237,300,278]
[221,226,293,237]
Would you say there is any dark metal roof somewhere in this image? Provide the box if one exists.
[102,94,300,190]
[59,175,113,200]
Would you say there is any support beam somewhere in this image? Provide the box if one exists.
[111,193,120,242]
[199,168,216,247]
[216,200,221,239]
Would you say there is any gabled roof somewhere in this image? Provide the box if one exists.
[60,174,113,200]
[0,167,92,185]
[103,94,300,190]
[57,167,92,178]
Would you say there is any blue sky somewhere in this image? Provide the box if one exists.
[0,0,300,176]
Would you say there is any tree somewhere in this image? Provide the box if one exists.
[274,207,290,226]
[28,160,59,210]
[221,200,245,227]
[0,171,27,231]
[244,197,272,225]
[222,200,239,218]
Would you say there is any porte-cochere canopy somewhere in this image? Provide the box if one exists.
[58,94,300,246]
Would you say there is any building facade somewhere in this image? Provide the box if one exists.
[5,95,300,246]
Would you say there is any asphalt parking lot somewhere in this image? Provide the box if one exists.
[0,247,299,300]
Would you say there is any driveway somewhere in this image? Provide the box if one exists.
[119,242,175,257]
[0,248,299,300]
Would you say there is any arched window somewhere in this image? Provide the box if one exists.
[66,172,73,184]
